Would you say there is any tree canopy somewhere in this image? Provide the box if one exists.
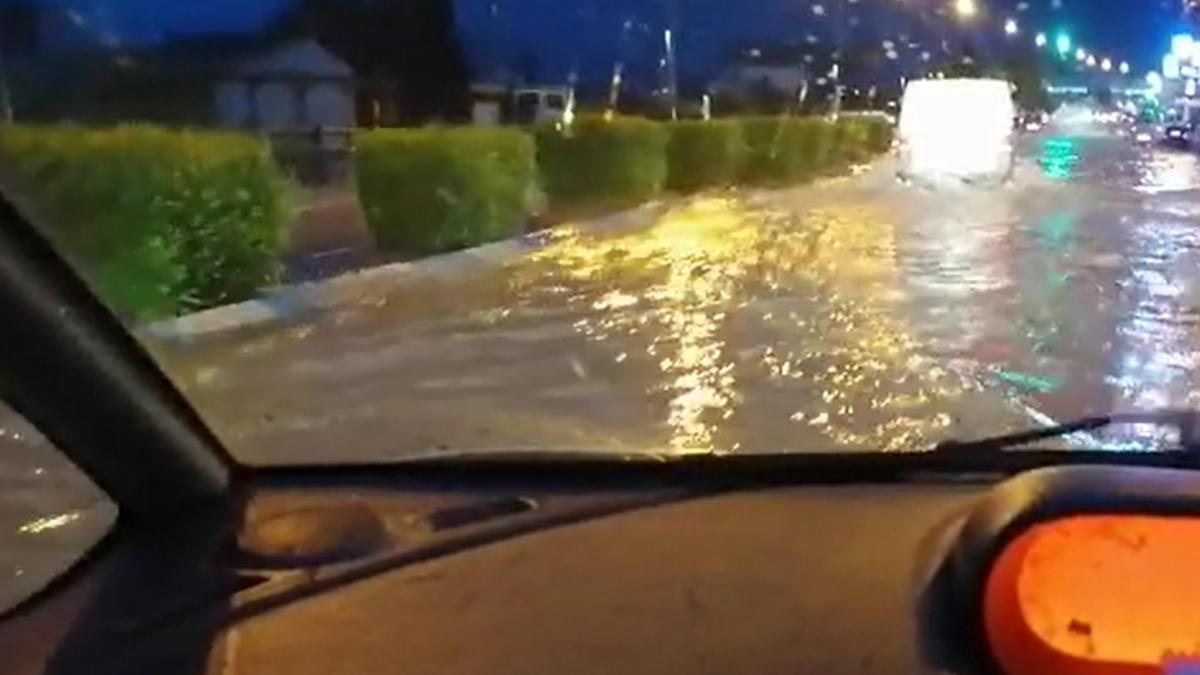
[275,0,470,123]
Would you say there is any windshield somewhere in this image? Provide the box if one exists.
[0,0,1195,462]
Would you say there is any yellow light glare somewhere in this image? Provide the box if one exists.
[953,0,979,19]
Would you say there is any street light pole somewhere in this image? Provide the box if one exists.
[831,0,846,119]
[664,0,679,120]
[0,30,13,123]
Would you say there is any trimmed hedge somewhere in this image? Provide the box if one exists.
[0,125,286,320]
[830,117,893,163]
[665,119,747,193]
[534,114,668,212]
[0,115,892,320]
[740,116,836,185]
[355,126,537,254]
[862,117,895,154]
[831,118,872,164]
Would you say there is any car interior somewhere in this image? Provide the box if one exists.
[1,181,1199,675]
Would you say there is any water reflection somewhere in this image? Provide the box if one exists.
[516,196,970,453]
[1040,138,1081,181]
[1135,150,1200,194]
[521,199,747,452]
[1107,217,1200,449]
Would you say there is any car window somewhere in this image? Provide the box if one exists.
[0,0,1193,465]
[0,400,115,614]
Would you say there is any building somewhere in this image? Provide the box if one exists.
[712,46,814,104]
[213,39,355,131]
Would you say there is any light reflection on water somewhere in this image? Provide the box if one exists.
[1135,150,1200,195]
[514,196,968,453]
[1040,138,1081,181]
[1107,217,1200,450]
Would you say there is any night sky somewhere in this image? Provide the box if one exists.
[10,0,1193,81]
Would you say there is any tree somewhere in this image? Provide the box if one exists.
[275,0,470,124]
[0,0,39,121]
[0,0,38,55]
[998,51,1052,112]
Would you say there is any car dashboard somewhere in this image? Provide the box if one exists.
[4,461,1199,675]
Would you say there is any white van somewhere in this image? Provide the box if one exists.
[897,78,1016,186]
[512,87,574,125]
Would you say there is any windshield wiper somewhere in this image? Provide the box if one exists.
[933,410,1200,454]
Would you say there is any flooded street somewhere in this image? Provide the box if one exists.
[10,112,1200,609]
[149,115,1200,462]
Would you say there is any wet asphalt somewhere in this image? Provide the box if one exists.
[151,110,1200,461]
[8,107,1200,606]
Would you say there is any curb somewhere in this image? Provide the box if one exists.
[140,201,672,344]
[139,155,890,344]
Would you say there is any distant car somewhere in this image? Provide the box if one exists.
[1162,122,1194,149]
[897,78,1016,186]
[1019,110,1049,133]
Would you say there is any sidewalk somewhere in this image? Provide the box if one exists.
[144,199,676,343]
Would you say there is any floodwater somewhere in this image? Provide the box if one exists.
[151,113,1200,461]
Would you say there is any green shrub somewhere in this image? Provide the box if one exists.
[534,114,668,212]
[740,116,835,185]
[862,117,895,153]
[355,126,536,254]
[665,119,747,193]
[831,117,893,164]
[0,124,286,320]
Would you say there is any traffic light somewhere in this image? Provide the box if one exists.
[1055,32,1072,57]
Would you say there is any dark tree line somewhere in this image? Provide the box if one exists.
[273,0,471,124]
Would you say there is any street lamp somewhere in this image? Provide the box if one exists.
[1004,18,1019,36]
[953,0,978,20]
[1086,54,1097,68]
[1119,61,1130,75]
[1147,71,1164,95]
[1035,32,1048,48]
[1075,48,1086,62]
[1173,34,1195,60]
[1101,58,1112,72]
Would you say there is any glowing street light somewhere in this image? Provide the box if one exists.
[1004,18,1019,36]
[1101,58,1112,72]
[1086,54,1096,68]
[953,0,978,20]
[1147,71,1164,95]
[1119,61,1130,75]
[1164,53,1181,79]
[1173,34,1196,60]
[1055,33,1072,56]
[1075,48,1086,62]
[1035,32,1048,48]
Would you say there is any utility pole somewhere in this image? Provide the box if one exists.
[830,0,847,119]
[664,0,679,120]
[0,29,13,123]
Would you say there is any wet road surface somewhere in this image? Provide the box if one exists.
[8,110,1200,607]
[152,114,1200,461]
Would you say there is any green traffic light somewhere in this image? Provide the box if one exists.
[1055,33,1072,56]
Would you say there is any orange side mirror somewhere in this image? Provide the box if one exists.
[985,515,1200,675]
